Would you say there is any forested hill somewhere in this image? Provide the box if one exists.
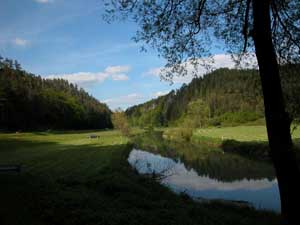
[0,57,112,130]
[126,66,300,127]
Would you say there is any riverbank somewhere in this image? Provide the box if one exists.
[162,125,300,161]
[0,130,280,225]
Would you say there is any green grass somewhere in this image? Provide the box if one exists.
[194,125,300,142]
[0,130,280,225]
[162,125,300,163]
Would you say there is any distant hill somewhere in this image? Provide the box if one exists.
[0,57,112,130]
[126,66,300,127]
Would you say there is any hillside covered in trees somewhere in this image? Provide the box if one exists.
[126,66,300,128]
[0,57,112,130]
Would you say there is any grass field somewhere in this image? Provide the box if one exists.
[0,130,280,225]
[194,125,300,142]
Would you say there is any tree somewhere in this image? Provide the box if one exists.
[0,58,113,130]
[184,99,210,128]
[104,0,300,223]
[112,108,131,136]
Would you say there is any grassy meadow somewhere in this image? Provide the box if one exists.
[162,125,300,161]
[194,125,300,142]
[0,129,281,225]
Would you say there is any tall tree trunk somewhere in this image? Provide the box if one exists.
[252,1,300,224]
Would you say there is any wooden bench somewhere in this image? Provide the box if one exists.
[88,134,100,139]
[0,165,22,173]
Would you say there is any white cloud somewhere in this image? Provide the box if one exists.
[13,38,29,47]
[46,65,131,87]
[105,65,131,74]
[47,72,109,86]
[104,93,144,109]
[34,0,53,3]
[145,54,257,84]
[111,74,129,81]
[152,90,169,98]
[143,67,162,77]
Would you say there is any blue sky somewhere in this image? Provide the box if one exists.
[0,0,240,109]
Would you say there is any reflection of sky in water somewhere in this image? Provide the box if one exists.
[128,149,280,212]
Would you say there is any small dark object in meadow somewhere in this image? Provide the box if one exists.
[89,134,100,139]
[0,165,22,173]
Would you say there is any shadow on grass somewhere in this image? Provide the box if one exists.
[39,129,112,135]
[221,138,300,162]
[221,139,271,161]
[0,129,113,136]
[0,136,280,225]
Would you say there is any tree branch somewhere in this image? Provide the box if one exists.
[242,0,251,52]
[271,1,300,51]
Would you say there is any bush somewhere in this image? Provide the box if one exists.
[112,109,131,136]
[178,128,194,142]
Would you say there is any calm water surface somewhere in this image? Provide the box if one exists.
[128,133,280,212]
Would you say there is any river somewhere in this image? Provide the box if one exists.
[128,132,280,212]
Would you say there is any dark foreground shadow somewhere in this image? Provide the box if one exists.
[0,136,280,225]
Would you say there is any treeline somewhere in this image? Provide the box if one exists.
[126,66,300,127]
[0,57,112,130]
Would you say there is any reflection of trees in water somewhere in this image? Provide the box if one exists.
[182,153,275,182]
[133,132,276,182]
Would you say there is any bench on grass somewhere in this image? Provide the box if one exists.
[88,134,100,139]
[0,165,22,173]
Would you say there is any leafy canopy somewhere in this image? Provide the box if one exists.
[104,0,300,80]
